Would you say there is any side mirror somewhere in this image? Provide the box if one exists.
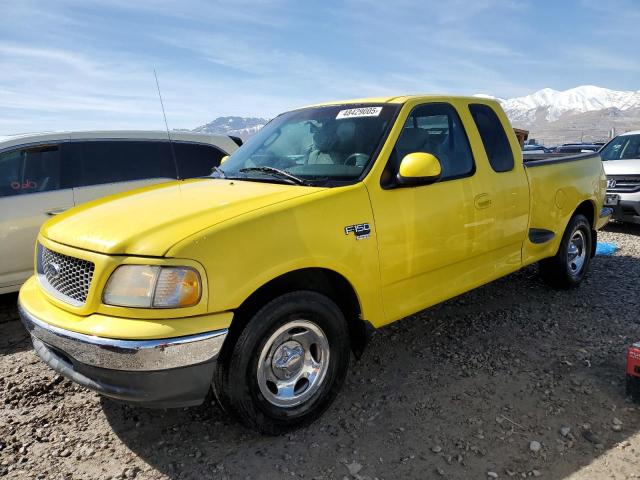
[396,152,442,186]
[220,155,230,164]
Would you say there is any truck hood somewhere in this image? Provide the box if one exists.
[42,179,322,256]
[603,159,640,175]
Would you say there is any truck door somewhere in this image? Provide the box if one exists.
[466,102,529,263]
[368,101,495,323]
[0,143,74,291]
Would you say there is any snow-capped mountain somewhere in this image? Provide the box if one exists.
[475,85,640,144]
[193,116,268,140]
[488,86,640,123]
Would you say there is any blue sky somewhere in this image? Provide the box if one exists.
[1,0,639,133]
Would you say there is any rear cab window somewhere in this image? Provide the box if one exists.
[468,104,514,173]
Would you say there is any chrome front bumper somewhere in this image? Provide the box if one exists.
[18,302,227,372]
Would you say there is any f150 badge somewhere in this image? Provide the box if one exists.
[344,223,371,240]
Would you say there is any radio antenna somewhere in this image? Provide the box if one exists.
[153,69,180,180]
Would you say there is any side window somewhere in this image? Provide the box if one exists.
[0,145,63,197]
[469,104,514,172]
[387,103,474,184]
[174,142,225,178]
[75,141,176,187]
[0,149,23,197]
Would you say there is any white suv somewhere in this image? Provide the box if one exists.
[0,131,239,293]
[601,130,640,224]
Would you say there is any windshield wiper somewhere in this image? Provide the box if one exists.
[239,166,308,186]
[211,166,226,178]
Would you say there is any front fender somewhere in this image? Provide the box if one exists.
[167,183,386,327]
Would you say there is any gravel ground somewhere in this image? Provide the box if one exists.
[1,223,640,480]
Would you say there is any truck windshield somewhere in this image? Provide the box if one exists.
[215,104,399,185]
[600,134,640,161]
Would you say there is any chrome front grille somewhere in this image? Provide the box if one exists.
[606,175,640,193]
[37,244,95,306]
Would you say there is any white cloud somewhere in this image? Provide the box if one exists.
[432,30,522,57]
[1,0,638,134]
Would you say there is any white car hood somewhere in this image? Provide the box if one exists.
[603,159,640,175]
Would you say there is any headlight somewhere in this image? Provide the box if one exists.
[103,265,201,308]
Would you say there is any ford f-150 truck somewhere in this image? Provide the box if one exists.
[18,95,611,434]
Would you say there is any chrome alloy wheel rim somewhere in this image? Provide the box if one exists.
[257,320,330,408]
[567,229,586,276]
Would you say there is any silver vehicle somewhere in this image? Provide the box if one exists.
[601,130,640,224]
[0,131,239,293]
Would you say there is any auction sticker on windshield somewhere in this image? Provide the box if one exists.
[336,107,382,119]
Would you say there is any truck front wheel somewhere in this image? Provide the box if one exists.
[213,291,350,434]
[539,214,593,289]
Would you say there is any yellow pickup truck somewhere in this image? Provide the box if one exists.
[18,95,610,433]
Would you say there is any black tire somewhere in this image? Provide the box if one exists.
[213,291,350,434]
[539,214,593,289]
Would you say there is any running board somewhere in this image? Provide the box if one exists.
[528,228,555,244]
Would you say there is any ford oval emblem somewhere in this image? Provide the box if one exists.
[46,262,62,280]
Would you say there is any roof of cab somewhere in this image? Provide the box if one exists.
[305,94,500,108]
[620,130,640,136]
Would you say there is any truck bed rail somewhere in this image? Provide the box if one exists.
[523,151,600,168]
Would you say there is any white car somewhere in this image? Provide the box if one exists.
[0,131,239,293]
[601,130,640,224]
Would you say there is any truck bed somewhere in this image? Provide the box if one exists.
[522,151,606,265]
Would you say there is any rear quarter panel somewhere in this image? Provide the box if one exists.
[522,154,606,265]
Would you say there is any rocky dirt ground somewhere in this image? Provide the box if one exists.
[1,223,640,480]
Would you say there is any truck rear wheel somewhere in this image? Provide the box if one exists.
[539,214,592,289]
[213,291,350,434]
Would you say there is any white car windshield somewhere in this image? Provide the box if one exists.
[215,104,399,185]
[601,134,640,161]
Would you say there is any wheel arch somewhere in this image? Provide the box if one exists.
[574,199,595,228]
[573,199,597,257]
[219,268,372,363]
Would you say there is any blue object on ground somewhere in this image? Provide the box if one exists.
[596,242,618,256]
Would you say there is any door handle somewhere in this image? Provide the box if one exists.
[474,193,492,210]
[46,207,69,216]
